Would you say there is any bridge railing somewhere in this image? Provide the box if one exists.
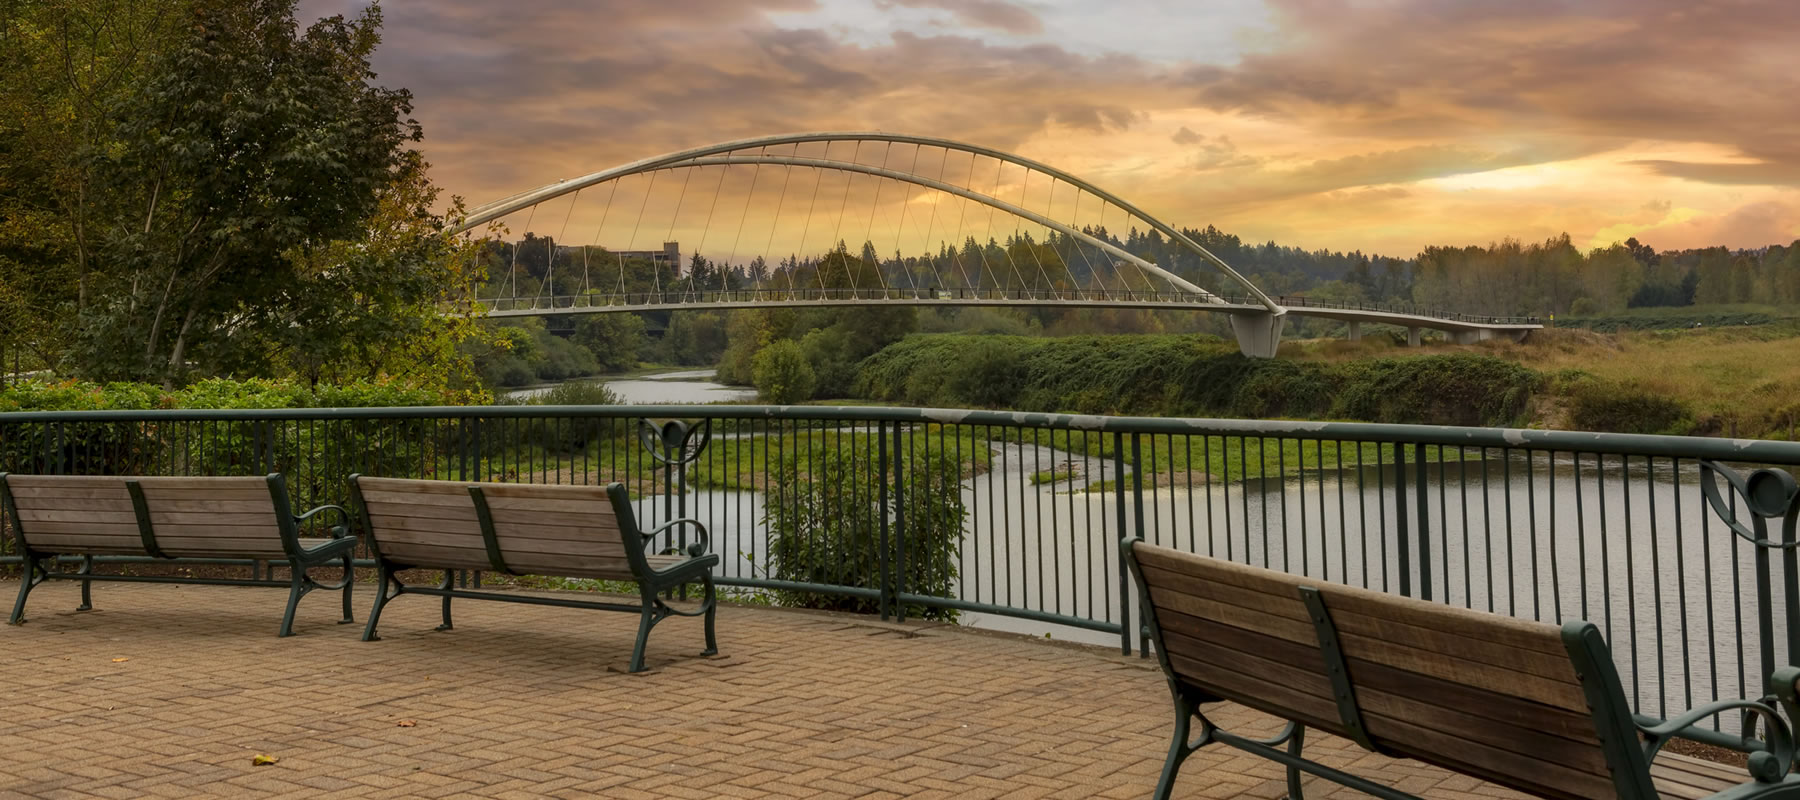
[477,288,1542,326]
[3,405,1789,735]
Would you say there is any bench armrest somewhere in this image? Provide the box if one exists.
[644,517,710,558]
[295,504,353,538]
[1638,698,1795,783]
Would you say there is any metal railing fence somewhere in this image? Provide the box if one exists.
[2,404,1797,730]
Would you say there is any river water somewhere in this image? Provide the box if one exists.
[504,370,756,404]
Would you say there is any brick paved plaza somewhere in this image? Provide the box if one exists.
[3,580,1539,799]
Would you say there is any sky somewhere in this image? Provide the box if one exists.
[301,0,1800,258]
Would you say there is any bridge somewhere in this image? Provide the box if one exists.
[453,132,1541,356]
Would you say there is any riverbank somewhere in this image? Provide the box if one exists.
[838,324,1800,440]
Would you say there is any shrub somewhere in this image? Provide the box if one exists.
[1566,379,1691,434]
[752,340,815,404]
[945,339,1027,407]
[761,440,966,620]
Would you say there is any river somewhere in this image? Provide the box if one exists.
[504,369,755,404]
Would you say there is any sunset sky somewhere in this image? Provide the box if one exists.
[301,0,1800,259]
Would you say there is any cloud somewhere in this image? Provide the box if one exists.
[876,0,1044,34]
[1177,0,1800,185]
[295,0,1800,254]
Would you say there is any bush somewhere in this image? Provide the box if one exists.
[752,340,815,404]
[1330,355,1537,427]
[0,378,459,510]
[1566,379,1691,434]
[761,439,966,620]
[945,339,1027,407]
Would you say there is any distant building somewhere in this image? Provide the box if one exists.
[611,242,681,275]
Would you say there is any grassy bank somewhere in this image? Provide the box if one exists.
[845,324,1800,440]
[852,334,1537,427]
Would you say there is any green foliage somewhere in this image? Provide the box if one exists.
[752,341,815,404]
[0,378,453,504]
[945,339,1028,407]
[1564,378,1692,435]
[761,442,965,620]
[856,334,1538,426]
[572,314,649,373]
[1328,355,1539,427]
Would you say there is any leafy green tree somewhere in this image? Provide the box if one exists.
[572,313,649,373]
[751,339,814,403]
[59,0,477,385]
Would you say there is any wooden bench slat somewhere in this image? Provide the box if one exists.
[135,488,276,502]
[140,500,282,514]
[148,512,280,526]
[132,477,270,489]
[4,476,136,488]
[8,493,136,512]
[1147,584,1317,645]
[366,521,485,544]
[15,535,148,555]
[1650,754,1740,799]
[154,538,288,557]
[486,508,622,531]
[1138,546,1566,657]
[15,520,146,537]
[1164,651,1346,735]
[490,523,631,547]
[474,483,613,501]
[359,489,476,506]
[17,509,139,525]
[1162,628,1335,704]
[478,495,612,514]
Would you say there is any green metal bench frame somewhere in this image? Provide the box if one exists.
[1,473,357,637]
[1124,537,1800,800]
[349,477,719,673]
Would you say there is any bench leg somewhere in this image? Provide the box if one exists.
[362,565,396,643]
[1285,725,1306,800]
[9,555,42,625]
[1154,691,1199,800]
[76,555,94,612]
[278,571,309,638]
[629,604,658,674]
[338,554,355,625]
[435,570,454,632]
[701,574,718,657]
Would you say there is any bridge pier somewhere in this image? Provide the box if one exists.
[1231,313,1286,359]
[1346,321,1361,342]
[1449,329,1494,345]
[1406,327,1422,347]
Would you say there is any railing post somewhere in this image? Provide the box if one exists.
[892,421,907,623]
[1394,443,1412,598]
[1114,431,1131,655]
[878,421,891,622]
[1414,442,1432,603]
[1131,433,1148,657]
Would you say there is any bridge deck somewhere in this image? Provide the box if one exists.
[2,579,1543,798]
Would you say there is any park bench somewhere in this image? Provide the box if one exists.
[1,473,356,636]
[1123,538,1800,800]
[349,476,719,673]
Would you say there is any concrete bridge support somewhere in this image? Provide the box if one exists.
[1406,327,1422,347]
[1346,321,1362,342]
[1450,329,1495,345]
[1231,313,1286,359]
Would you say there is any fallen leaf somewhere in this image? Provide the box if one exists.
[251,754,279,767]
[111,657,130,663]
[396,720,416,728]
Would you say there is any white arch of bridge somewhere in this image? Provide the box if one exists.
[451,131,1283,315]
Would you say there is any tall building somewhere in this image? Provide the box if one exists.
[609,242,681,275]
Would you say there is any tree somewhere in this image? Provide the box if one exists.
[751,340,814,403]
[572,313,649,373]
[64,0,469,385]
[0,0,188,373]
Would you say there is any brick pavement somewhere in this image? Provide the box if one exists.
[0,580,1534,799]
